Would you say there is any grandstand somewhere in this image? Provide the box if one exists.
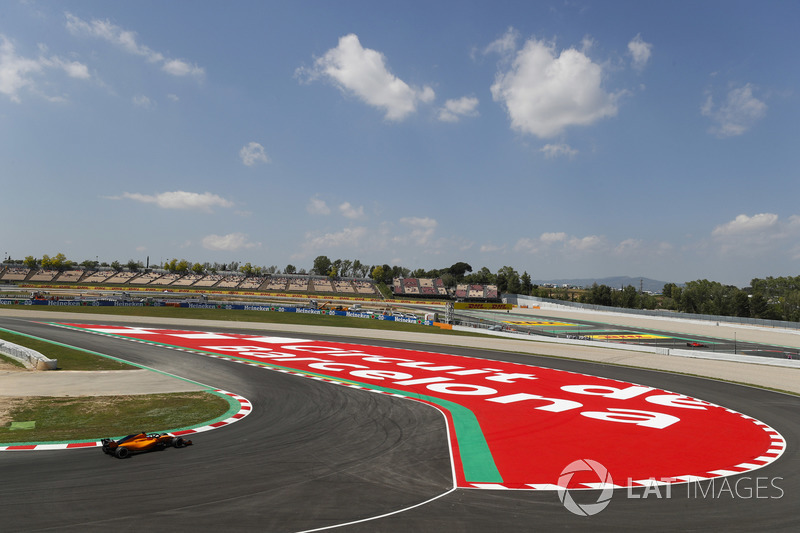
[239,277,265,290]
[28,270,58,282]
[455,283,500,302]
[103,271,138,284]
[2,266,380,298]
[149,273,181,286]
[56,270,84,283]
[217,275,243,289]
[172,273,204,287]
[82,271,114,284]
[392,278,450,299]
[129,272,161,285]
[0,268,30,281]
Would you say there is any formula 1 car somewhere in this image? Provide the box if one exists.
[686,341,707,348]
[101,432,192,458]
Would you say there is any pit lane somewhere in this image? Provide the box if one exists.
[1,312,798,532]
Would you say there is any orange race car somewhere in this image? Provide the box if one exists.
[101,432,192,458]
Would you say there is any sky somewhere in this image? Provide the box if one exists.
[1,1,798,287]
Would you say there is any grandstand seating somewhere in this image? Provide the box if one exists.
[239,277,265,290]
[56,270,84,283]
[265,277,289,291]
[312,279,334,293]
[29,270,58,282]
[129,272,161,285]
[1,268,30,281]
[393,278,449,298]
[217,275,243,288]
[172,274,204,286]
[105,272,137,284]
[5,266,381,297]
[82,271,114,283]
[353,280,377,294]
[288,278,308,291]
[194,274,223,287]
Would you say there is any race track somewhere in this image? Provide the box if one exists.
[1,314,798,532]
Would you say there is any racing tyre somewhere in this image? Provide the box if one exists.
[174,438,185,448]
[115,446,130,459]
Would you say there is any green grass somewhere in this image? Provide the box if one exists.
[0,329,132,370]
[0,392,231,444]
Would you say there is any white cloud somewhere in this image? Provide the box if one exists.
[540,143,578,158]
[710,213,800,257]
[628,34,652,71]
[490,34,622,138]
[298,33,435,121]
[702,83,766,137]
[118,191,234,212]
[202,233,261,251]
[339,202,365,219]
[0,36,41,102]
[239,142,270,166]
[438,96,479,122]
[484,27,519,58]
[167,93,179,102]
[540,232,567,245]
[712,213,779,237]
[132,94,154,109]
[306,196,331,215]
[567,235,605,251]
[513,237,539,253]
[304,226,369,250]
[0,34,90,102]
[514,232,567,253]
[397,216,438,246]
[162,58,204,78]
[480,243,505,253]
[614,238,643,254]
[65,13,204,79]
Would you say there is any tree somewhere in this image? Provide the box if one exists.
[192,262,205,274]
[110,260,122,272]
[465,266,494,285]
[495,266,520,294]
[23,255,38,268]
[312,255,332,276]
[447,262,472,281]
[520,271,533,295]
[126,260,141,272]
[340,259,352,278]
[285,264,297,274]
[371,265,385,283]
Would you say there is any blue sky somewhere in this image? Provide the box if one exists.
[1,1,798,287]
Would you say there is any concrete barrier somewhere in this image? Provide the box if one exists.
[0,339,57,370]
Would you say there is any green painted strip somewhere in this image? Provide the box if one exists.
[59,323,503,483]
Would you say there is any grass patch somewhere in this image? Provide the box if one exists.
[0,329,132,371]
[0,392,230,444]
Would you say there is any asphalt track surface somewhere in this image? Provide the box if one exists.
[1,315,799,532]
